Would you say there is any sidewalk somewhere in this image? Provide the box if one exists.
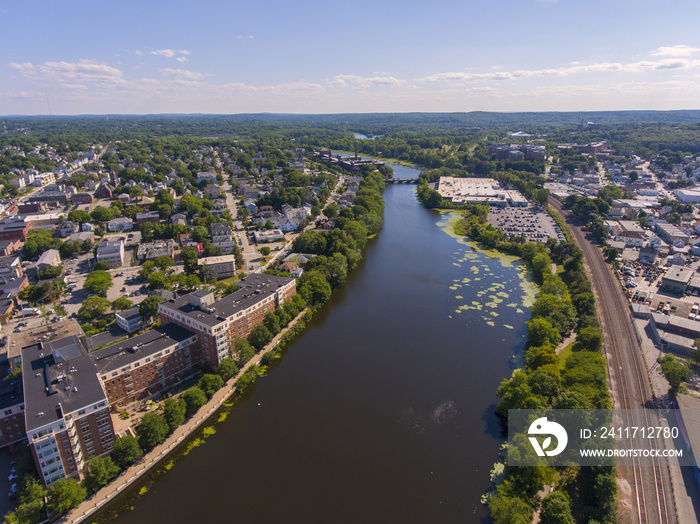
[59,309,308,524]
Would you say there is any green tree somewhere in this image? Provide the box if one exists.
[488,492,531,524]
[67,209,91,224]
[111,297,134,312]
[552,390,593,410]
[139,261,156,278]
[323,202,339,219]
[263,311,281,336]
[77,296,111,321]
[531,294,577,337]
[526,318,561,348]
[576,326,603,352]
[217,358,239,381]
[248,324,272,350]
[90,206,118,223]
[524,345,558,371]
[47,478,86,516]
[192,225,209,243]
[83,270,113,295]
[259,246,271,256]
[22,229,62,260]
[496,370,547,418]
[94,260,111,271]
[59,240,84,258]
[84,456,120,494]
[139,295,166,324]
[147,272,171,291]
[198,374,224,399]
[163,398,186,431]
[39,265,62,280]
[136,412,169,450]
[181,247,199,275]
[154,256,175,273]
[298,270,331,306]
[112,435,143,467]
[657,354,690,391]
[182,387,207,417]
[531,252,553,285]
[53,301,67,318]
[540,492,573,524]
[234,337,255,364]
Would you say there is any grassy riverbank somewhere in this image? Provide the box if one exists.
[451,206,616,524]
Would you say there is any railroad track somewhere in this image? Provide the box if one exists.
[550,197,676,524]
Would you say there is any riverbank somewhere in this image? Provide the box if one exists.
[59,308,310,524]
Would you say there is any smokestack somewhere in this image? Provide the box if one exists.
[355,141,358,160]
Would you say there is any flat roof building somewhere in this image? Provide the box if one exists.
[198,255,236,280]
[254,229,284,243]
[661,265,694,294]
[91,324,198,408]
[115,306,143,334]
[22,336,114,486]
[0,377,26,450]
[96,239,125,269]
[159,273,296,367]
[436,176,527,207]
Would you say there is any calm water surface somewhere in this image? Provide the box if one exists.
[102,164,534,523]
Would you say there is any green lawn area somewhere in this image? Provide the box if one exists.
[558,342,575,369]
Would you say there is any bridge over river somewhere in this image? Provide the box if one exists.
[384,178,418,184]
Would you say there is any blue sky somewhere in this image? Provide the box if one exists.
[3,0,700,115]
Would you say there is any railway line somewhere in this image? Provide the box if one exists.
[550,197,677,524]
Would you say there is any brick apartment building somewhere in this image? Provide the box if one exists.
[22,336,114,486]
[159,273,296,368]
[92,324,198,408]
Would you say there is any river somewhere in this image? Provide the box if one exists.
[100,163,535,523]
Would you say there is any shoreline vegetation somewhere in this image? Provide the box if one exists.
[60,307,313,524]
[419,186,616,522]
[8,165,387,524]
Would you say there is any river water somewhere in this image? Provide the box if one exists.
[101,163,535,523]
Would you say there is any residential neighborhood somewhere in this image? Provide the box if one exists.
[0,135,373,512]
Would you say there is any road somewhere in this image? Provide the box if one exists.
[258,174,343,272]
[550,197,677,524]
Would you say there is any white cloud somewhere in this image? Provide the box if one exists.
[151,49,176,58]
[329,74,404,89]
[259,81,324,93]
[652,45,700,57]
[418,56,700,84]
[176,56,188,63]
[159,68,205,80]
[236,35,254,39]
[9,59,124,85]
[134,50,143,56]
[151,49,190,59]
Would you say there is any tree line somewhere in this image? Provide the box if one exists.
[452,208,616,524]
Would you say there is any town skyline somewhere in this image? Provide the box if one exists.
[3,0,700,115]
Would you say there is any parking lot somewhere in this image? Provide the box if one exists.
[487,205,564,243]
[621,260,700,319]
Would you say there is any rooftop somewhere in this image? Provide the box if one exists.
[198,255,236,266]
[0,376,23,410]
[7,319,85,363]
[663,265,694,284]
[115,306,141,323]
[21,336,107,433]
[161,273,294,327]
[91,324,196,375]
